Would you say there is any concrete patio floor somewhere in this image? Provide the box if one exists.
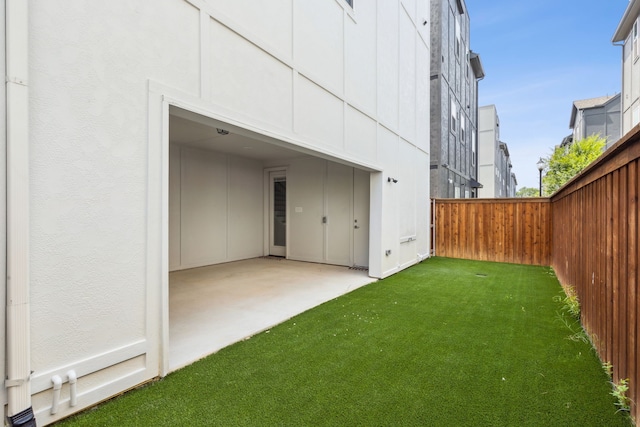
[169,257,376,371]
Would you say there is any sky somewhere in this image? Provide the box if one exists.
[465,0,629,190]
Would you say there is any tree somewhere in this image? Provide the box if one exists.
[516,187,540,197]
[542,134,605,195]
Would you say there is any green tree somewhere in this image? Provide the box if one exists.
[542,134,605,195]
[516,187,540,197]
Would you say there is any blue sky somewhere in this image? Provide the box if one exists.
[465,0,629,190]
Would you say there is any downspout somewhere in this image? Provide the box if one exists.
[612,39,625,138]
[5,1,35,426]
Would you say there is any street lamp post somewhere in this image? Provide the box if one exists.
[536,158,545,197]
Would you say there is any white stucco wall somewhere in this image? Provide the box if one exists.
[22,0,431,424]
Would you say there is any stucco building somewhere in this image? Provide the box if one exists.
[429,0,484,198]
[477,105,516,198]
[2,1,431,424]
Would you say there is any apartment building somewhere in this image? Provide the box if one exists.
[569,94,621,149]
[429,0,484,198]
[477,105,516,198]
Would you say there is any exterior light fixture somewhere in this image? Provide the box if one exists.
[216,128,229,135]
[536,158,545,196]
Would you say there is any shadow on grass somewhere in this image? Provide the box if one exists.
[56,257,632,426]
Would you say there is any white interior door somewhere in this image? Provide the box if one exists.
[269,171,287,257]
[353,169,370,267]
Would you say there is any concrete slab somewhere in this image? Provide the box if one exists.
[169,258,375,371]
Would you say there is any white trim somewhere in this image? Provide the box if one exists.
[145,88,168,377]
[30,340,147,394]
[267,169,288,257]
[263,167,289,256]
[34,367,149,426]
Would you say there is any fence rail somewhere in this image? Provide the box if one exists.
[433,124,640,422]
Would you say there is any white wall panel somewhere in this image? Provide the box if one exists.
[398,140,416,239]
[402,0,417,24]
[296,76,344,150]
[205,0,293,59]
[227,156,264,260]
[415,149,430,258]
[288,157,325,262]
[377,1,400,130]
[294,0,344,92]
[415,40,431,153]
[399,11,416,143]
[345,106,377,163]
[29,0,200,372]
[377,126,399,275]
[210,20,294,131]
[170,147,263,270]
[345,2,377,113]
[417,0,430,48]
[180,148,228,267]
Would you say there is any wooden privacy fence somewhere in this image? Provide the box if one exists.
[434,198,551,266]
[433,124,640,422]
[551,126,640,423]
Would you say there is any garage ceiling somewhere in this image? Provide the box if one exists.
[169,114,304,161]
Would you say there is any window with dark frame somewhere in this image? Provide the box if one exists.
[454,15,461,60]
[451,101,457,133]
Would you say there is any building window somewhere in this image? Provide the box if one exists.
[454,16,461,59]
[471,133,476,167]
[451,101,457,133]
[344,0,353,7]
[460,116,466,144]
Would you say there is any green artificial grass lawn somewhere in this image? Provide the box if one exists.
[58,257,632,426]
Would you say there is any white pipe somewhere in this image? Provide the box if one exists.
[67,370,77,407]
[50,376,62,415]
[5,0,34,425]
